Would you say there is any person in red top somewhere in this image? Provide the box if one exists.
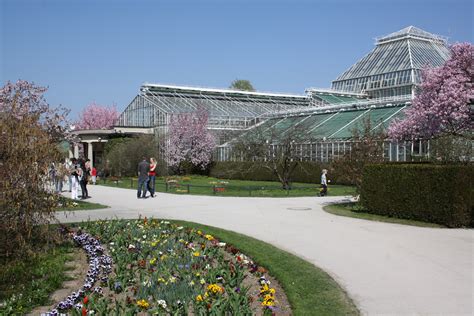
[147,157,157,197]
[91,166,97,185]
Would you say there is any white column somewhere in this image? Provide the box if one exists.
[87,142,94,168]
[74,143,79,158]
[68,144,74,158]
[396,142,399,162]
[389,142,392,161]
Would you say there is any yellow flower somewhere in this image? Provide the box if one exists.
[193,251,200,257]
[137,299,150,309]
[207,284,224,294]
[260,284,269,293]
[262,299,275,307]
[196,294,203,302]
[204,234,214,241]
[157,277,166,283]
[264,294,273,301]
[197,230,203,235]
[262,292,276,307]
[200,278,206,285]
[149,258,157,265]
[168,276,177,283]
[160,254,168,261]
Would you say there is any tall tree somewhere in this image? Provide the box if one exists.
[229,79,255,92]
[233,122,308,190]
[74,102,119,130]
[388,43,473,141]
[165,107,215,172]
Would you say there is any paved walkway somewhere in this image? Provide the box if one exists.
[57,185,473,316]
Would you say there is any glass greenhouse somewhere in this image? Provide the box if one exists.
[111,26,452,163]
[331,26,450,99]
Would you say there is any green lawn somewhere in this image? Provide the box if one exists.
[0,242,74,314]
[56,196,109,211]
[174,220,359,315]
[324,202,445,228]
[99,175,356,197]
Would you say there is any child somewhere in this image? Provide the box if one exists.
[91,166,97,185]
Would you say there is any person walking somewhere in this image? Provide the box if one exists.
[137,157,150,198]
[320,169,329,197]
[70,158,81,200]
[147,157,157,197]
[78,159,89,199]
[48,163,57,192]
[91,166,97,185]
[83,159,91,197]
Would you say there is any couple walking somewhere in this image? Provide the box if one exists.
[137,157,157,199]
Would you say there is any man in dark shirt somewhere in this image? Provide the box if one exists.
[137,157,150,198]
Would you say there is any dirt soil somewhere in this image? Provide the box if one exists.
[28,249,89,315]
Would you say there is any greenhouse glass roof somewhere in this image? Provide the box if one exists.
[116,84,309,128]
[333,26,450,82]
[224,102,408,144]
[140,84,308,116]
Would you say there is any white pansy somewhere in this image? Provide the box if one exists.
[157,299,167,309]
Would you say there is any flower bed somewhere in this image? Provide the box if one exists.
[57,198,79,209]
[51,219,289,315]
[43,228,113,316]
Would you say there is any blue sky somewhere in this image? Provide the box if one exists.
[1,0,472,119]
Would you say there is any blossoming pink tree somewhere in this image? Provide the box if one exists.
[388,43,473,141]
[74,102,119,130]
[166,107,215,170]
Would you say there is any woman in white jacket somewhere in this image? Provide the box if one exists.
[70,158,82,200]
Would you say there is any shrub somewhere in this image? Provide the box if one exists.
[209,161,339,184]
[104,135,159,177]
[360,163,473,227]
[0,80,68,259]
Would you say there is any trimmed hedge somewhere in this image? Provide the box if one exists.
[360,164,473,227]
[209,161,338,184]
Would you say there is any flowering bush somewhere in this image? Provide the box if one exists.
[165,107,215,171]
[1,80,69,259]
[389,43,473,141]
[49,219,284,314]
